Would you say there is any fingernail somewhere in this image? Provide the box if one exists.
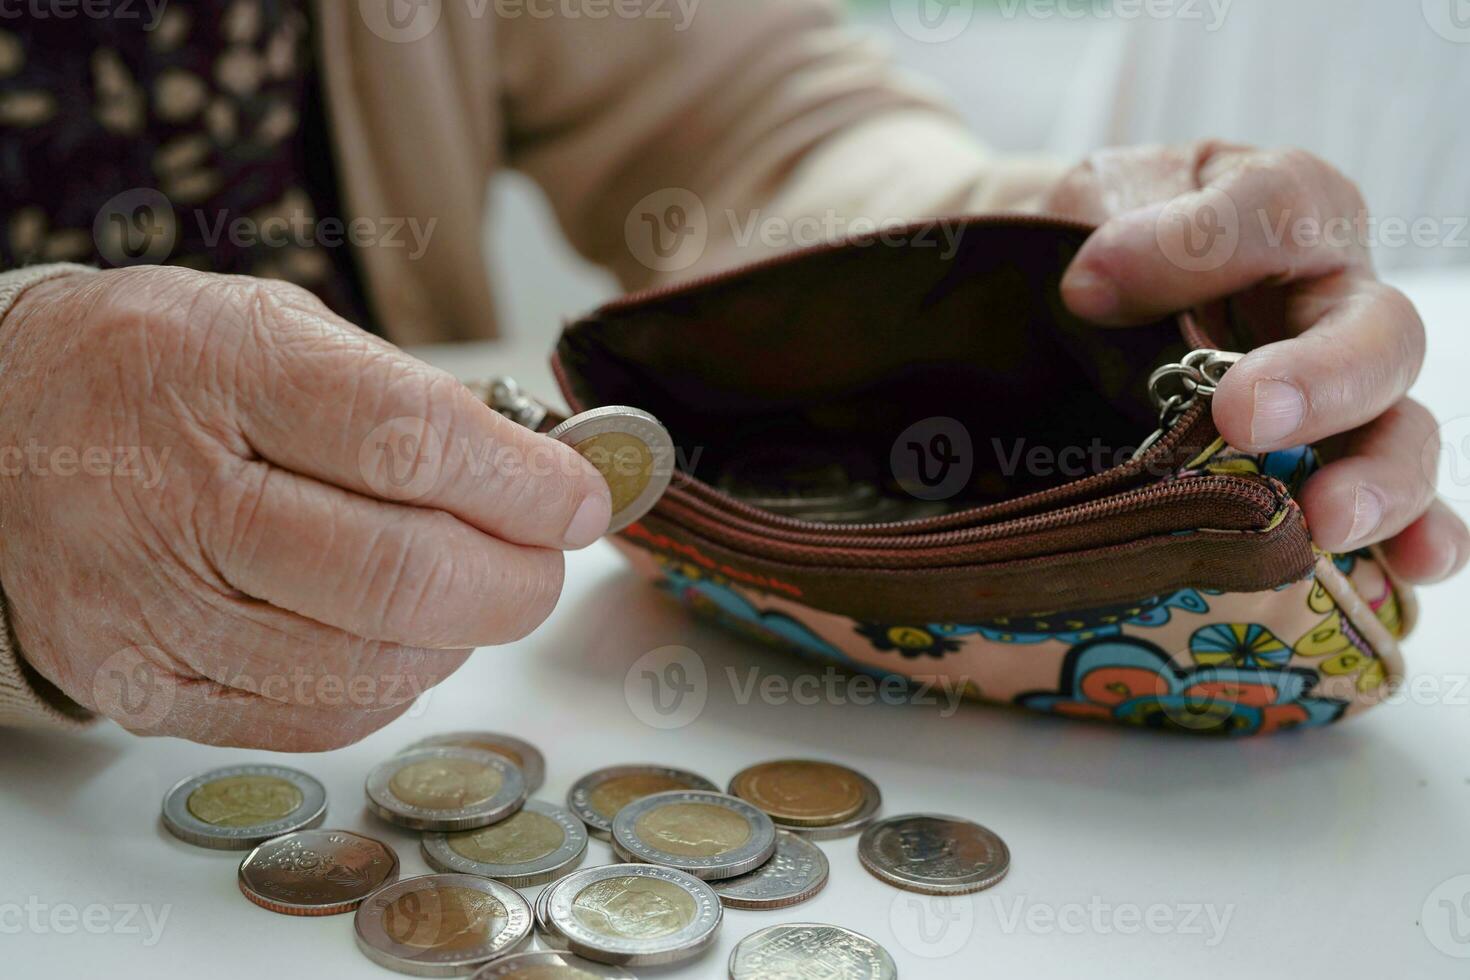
[1062,269,1120,319]
[563,493,612,549]
[1250,379,1306,447]
[1343,485,1385,551]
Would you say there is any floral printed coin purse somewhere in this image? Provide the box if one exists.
[543,216,1412,736]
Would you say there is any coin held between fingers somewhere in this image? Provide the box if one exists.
[548,407,676,536]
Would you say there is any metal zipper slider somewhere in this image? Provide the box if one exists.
[470,375,550,432]
[1131,349,1243,460]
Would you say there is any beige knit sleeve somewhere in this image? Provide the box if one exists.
[496,0,1067,290]
[0,263,97,729]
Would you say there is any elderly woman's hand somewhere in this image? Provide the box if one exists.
[1046,141,1468,585]
[0,268,611,749]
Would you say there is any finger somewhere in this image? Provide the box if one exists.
[196,454,566,649]
[1378,499,1470,585]
[231,280,612,550]
[137,584,474,711]
[1210,276,1424,451]
[1297,400,1439,552]
[135,678,422,752]
[1062,144,1368,324]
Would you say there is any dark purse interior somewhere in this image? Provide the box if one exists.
[556,220,1194,513]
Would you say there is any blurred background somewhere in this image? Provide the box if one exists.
[491,0,1470,337]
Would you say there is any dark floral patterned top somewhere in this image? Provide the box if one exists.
[0,0,375,330]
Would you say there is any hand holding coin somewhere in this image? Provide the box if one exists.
[0,270,615,751]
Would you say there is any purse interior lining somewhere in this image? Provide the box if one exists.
[556,221,1191,507]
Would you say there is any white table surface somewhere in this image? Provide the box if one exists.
[3,268,1469,979]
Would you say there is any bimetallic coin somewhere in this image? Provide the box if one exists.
[728,760,874,828]
[710,830,829,910]
[355,874,532,977]
[367,748,526,832]
[858,813,1010,895]
[423,800,588,887]
[729,923,896,980]
[610,790,776,881]
[534,882,568,952]
[403,733,546,793]
[547,407,675,534]
[545,864,722,967]
[238,829,399,916]
[470,950,633,978]
[567,765,718,840]
[161,764,327,850]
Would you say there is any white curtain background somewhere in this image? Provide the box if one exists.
[489,1,1470,335]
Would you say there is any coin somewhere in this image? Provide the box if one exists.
[366,748,526,832]
[470,950,633,978]
[610,790,776,881]
[161,764,327,850]
[403,733,546,793]
[238,829,399,916]
[547,407,675,534]
[534,882,568,951]
[354,873,532,977]
[709,830,829,910]
[858,813,1010,895]
[566,765,718,840]
[728,923,896,980]
[423,799,588,887]
[544,863,722,967]
[728,760,875,828]
[730,761,882,841]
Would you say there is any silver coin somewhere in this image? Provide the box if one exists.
[566,765,719,840]
[729,923,896,980]
[402,733,546,793]
[470,950,633,978]
[611,790,776,881]
[546,407,675,534]
[778,775,883,842]
[710,831,829,910]
[534,881,568,951]
[238,829,399,916]
[367,748,526,832]
[161,764,327,850]
[423,799,588,887]
[354,873,532,977]
[545,863,722,967]
[858,813,1010,895]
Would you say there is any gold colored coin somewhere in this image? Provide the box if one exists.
[383,886,507,952]
[730,760,869,827]
[187,775,303,827]
[447,809,565,865]
[390,758,501,811]
[632,803,751,858]
[574,432,653,516]
[587,774,691,820]
[547,407,675,534]
[570,875,697,941]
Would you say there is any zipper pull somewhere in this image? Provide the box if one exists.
[1131,349,1243,460]
[470,375,550,432]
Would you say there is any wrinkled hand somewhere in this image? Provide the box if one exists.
[0,268,612,749]
[1047,141,1467,584]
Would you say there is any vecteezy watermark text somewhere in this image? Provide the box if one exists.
[624,645,970,730]
[0,898,171,947]
[0,441,170,489]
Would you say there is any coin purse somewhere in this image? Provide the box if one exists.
[549,216,1412,736]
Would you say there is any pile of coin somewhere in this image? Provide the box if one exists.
[160,737,1011,977]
